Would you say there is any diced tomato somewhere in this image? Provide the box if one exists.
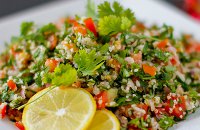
[15,121,25,130]
[142,64,157,76]
[137,103,149,120]
[179,96,186,111]
[164,94,186,119]
[48,34,58,50]
[7,80,17,91]
[45,59,58,72]
[94,91,108,109]
[172,105,185,119]
[0,103,7,119]
[170,57,177,65]
[154,107,166,116]
[73,23,87,36]
[131,51,142,64]
[157,39,168,49]
[84,18,97,36]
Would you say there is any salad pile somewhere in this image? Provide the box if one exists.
[0,1,200,130]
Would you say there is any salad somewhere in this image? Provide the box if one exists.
[0,1,200,130]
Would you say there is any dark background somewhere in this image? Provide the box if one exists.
[0,0,184,18]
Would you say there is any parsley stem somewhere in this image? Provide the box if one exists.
[17,85,58,110]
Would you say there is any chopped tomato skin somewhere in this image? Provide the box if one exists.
[84,18,97,36]
[94,91,108,109]
[45,59,59,72]
[0,103,7,119]
[170,57,177,65]
[154,107,166,116]
[164,94,186,119]
[7,80,17,91]
[15,121,25,130]
[157,39,168,49]
[179,96,186,111]
[142,64,157,76]
[73,23,87,36]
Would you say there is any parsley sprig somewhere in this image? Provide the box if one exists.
[74,50,105,76]
[97,1,135,35]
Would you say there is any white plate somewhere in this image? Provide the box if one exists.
[0,0,200,130]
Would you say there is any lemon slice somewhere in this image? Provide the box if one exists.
[88,109,120,130]
[22,87,96,130]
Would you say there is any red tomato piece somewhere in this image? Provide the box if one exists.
[179,96,186,111]
[15,121,25,130]
[73,23,87,36]
[0,103,7,119]
[170,57,177,65]
[172,105,184,119]
[157,39,168,49]
[165,94,186,119]
[142,64,157,76]
[84,18,97,36]
[7,80,17,91]
[154,107,166,116]
[45,59,58,72]
[94,91,108,109]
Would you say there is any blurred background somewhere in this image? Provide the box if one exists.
[0,0,200,22]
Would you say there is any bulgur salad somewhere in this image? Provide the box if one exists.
[0,1,200,130]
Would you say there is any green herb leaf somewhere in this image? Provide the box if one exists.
[74,50,105,76]
[20,22,34,36]
[97,1,134,35]
[121,17,132,30]
[98,15,121,35]
[159,116,175,129]
[38,23,57,34]
[43,64,77,86]
[98,1,135,22]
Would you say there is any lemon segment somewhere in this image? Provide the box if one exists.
[88,109,120,130]
[22,87,96,130]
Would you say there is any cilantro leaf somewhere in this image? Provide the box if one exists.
[98,1,115,17]
[98,1,135,22]
[97,1,135,35]
[43,64,77,86]
[20,22,34,36]
[98,15,121,35]
[74,50,105,76]
[98,15,132,35]
[121,17,131,30]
